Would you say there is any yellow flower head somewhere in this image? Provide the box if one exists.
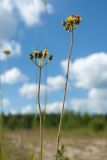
[34,50,39,56]
[66,16,75,23]
[66,15,82,25]
[29,48,53,67]
[62,15,82,32]
[42,49,48,57]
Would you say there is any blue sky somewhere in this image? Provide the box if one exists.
[0,0,107,114]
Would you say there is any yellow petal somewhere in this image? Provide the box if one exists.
[34,50,39,56]
[66,16,75,23]
[42,49,48,55]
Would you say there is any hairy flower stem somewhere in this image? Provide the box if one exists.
[0,114,3,159]
[0,77,3,159]
[38,66,43,160]
[56,30,74,160]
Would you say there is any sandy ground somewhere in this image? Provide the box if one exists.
[43,134,107,160]
[2,130,107,160]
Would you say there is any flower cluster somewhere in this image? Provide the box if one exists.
[3,50,11,56]
[29,49,53,67]
[62,15,82,32]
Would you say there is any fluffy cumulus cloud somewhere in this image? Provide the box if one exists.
[0,0,53,60]
[1,67,27,84]
[0,0,53,55]
[61,59,72,75]
[47,75,65,90]
[10,110,17,115]
[19,83,45,98]
[22,102,63,114]
[62,53,107,89]
[8,105,33,115]
[0,8,17,40]
[7,101,63,115]
[89,88,107,99]
[71,52,107,89]
[61,52,107,89]
[0,0,53,27]
[1,98,10,107]
[0,6,21,61]
[46,101,63,114]
[15,0,53,26]
[0,40,21,61]
[61,52,107,114]
[19,75,65,98]
[71,99,107,114]
[21,105,33,115]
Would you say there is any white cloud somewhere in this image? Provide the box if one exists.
[61,59,72,75]
[47,75,65,90]
[15,0,53,26]
[0,0,53,61]
[19,83,45,98]
[89,88,107,99]
[12,101,63,115]
[0,0,53,27]
[0,8,17,40]
[21,105,33,115]
[46,101,63,114]
[1,0,14,12]
[19,75,65,98]
[36,101,64,114]
[19,83,37,98]
[71,52,107,89]
[10,109,17,115]
[61,52,107,89]
[71,99,107,114]
[0,40,21,61]
[1,67,27,84]
[61,52,107,114]
[1,98,10,107]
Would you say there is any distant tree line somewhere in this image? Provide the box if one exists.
[1,112,107,132]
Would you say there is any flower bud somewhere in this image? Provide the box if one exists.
[29,53,34,60]
[38,52,43,59]
[48,55,53,61]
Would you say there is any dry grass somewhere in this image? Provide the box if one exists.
[1,129,107,160]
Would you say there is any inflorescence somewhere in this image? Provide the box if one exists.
[3,50,11,56]
[62,15,82,32]
[29,49,53,68]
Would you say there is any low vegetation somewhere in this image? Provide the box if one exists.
[2,112,107,133]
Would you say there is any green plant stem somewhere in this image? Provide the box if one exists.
[0,76,3,159]
[55,30,74,160]
[38,67,43,160]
